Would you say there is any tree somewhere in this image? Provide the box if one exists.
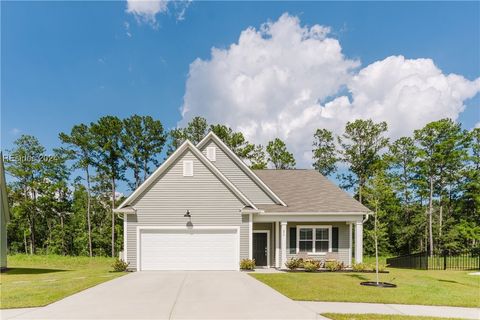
[39,150,71,255]
[249,145,268,169]
[338,119,389,204]
[363,172,392,284]
[210,124,255,159]
[122,115,166,189]
[90,116,125,257]
[386,137,420,252]
[5,135,46,254]
[167,116,209,155]
[59,124,95,257]
[266,138,296,169]
[312,128,338,176]
[414,119,467,255]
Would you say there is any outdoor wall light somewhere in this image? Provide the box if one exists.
[184,210,191,218]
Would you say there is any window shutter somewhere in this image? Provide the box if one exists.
[332,227,339,252]
[183,160,193,176]
[289,227,296,254]
[206,146,216,161]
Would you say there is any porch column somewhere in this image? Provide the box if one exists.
[348,222,352,266]
[275,221,280,268]
[281,221,287,268]
[248,213,253,259]
[355,221,363,263]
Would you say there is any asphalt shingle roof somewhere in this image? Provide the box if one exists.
[253,169,370,213]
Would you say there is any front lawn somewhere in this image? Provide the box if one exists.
[251,268,480,307]
[0,254,126,309]
[323,314,458,320]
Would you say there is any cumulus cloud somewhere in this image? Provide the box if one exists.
[180,13,480,166]
[126,0,190,25]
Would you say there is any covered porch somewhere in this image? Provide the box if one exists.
[247,213,365,269]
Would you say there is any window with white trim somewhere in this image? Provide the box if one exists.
[297,226,331,253]
[183,160,193,176]
[206,146,216,161]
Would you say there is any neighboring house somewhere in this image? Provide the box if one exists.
[115,132,370,271]
[1,153,10,272]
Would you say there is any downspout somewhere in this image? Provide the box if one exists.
[362,213,370,223]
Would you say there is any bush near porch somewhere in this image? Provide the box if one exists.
[250,267,480,307]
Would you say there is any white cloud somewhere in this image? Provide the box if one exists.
[126,0,168,25]
[180,13,480,167]
[125,0,190,26]
[475,122,480,129]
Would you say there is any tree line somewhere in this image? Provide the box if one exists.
[4,115,479,257]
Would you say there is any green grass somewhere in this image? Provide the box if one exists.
[323,314,459,320]
[250,268,480,307]
[0,254,126,309]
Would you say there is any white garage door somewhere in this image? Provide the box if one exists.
[139,228,239,271]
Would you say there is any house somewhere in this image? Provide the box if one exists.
[1,153,11,272]
[115,132,369,271]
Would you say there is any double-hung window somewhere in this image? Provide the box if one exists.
[297,226,331,254]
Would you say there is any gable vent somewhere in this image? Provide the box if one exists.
[183,160,193,177]
[206,146,216,162]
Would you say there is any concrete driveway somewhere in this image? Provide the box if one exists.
[5,271,317,320]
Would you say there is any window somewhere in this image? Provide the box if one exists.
[315,228,329,253]
[183,160,193,176]
[206,146,216,161]
[297,226,331,254]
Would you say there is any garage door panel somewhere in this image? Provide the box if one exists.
[140,228,238,271]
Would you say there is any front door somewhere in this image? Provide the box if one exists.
[253,232,268,266]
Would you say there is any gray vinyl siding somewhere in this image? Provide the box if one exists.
[253,223,275,266]
[200,141,276,205]
[285,222,350,266]
[126,149,248,270]
[240,214,250,260]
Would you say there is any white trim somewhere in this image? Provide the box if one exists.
[348,222,353,266]
[281,222,287,268]
[275,221,280,268]
[118,140,256,210]
[136,225,240,271]
[123,214,128,264]
[254,214,364,223]
[296,225,332,255]
[248,213,253,259]
[182,160,193,176]
[253,230,271,268]
[206,146,216,162]
[258,212,369,215]
[197,132,287,206]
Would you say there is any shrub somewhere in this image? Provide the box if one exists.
[303,259,321,272]
[352,263,369,272]
[325,260,343,271]
[240,258,255,270]
[112,258,129,272]
[370,263,386,272]
[297,258,305,268]
[285,258,300,270]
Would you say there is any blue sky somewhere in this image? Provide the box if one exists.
[2,1,479,192]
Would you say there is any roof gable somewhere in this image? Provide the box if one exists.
[117,140,256,210]
[197,132,286,206]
